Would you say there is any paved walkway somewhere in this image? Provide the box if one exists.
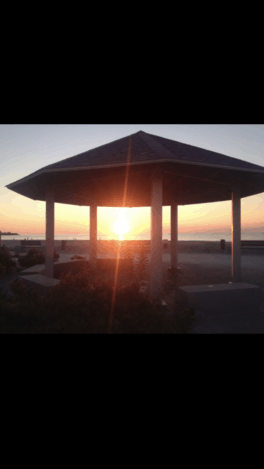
[158,252,264,333]
[189,310,264,333]
[162,252,264,270]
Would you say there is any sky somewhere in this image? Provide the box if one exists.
[1,124,264,238]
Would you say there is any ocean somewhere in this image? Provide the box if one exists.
[1,232,264,242]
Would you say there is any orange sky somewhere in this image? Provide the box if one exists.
[1,198,263,237]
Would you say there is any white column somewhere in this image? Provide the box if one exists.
[232,188,241,282]
[90,202,97,268]
[150,172,163,304]
[171,202,178,270]
[45,187,55,278]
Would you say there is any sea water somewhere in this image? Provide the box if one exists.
[1,232,264,242]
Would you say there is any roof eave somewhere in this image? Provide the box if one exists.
[6,158,264,190]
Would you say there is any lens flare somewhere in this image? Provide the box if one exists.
[114,218,129,236]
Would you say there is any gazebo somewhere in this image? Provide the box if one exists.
[6,130,264,303]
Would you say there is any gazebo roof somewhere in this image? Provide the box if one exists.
[6,130,264,207]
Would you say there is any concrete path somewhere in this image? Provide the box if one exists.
[162,253,264,270]
[61,251,263,272]
[189,310,264,334]
[76,250,264,271]
[160,253,264,333]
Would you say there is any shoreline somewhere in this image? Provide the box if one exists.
[1,239,231,246]
[2,238,264,255]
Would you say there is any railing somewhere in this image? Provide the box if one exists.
[20,240,43,253]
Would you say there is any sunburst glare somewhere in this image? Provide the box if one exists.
[114,208,130,239]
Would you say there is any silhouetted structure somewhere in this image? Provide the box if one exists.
[6,130,264,303]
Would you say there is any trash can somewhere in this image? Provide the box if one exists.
[220,239,225,250]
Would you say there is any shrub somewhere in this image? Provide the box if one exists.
[8,278,45,315]
[0,245,16,274]
[18,248,45,268]
[0,278,48,333]
[44,272,157,333]
[0,263,6,281]
[135,242,149,281]
[163,267,183,295]
[44,268,194,333]
[122,249,135,279]
[18,249,60,268]
[0,266,195,334]
[54,250,60,262]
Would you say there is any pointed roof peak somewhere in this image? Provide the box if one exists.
[6,129,264,206]
[32,129,264,174]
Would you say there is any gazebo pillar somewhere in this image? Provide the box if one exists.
[90,202,97,268]
[150,172,163,304]
[232,188,241,282]
[171,202,178,270]
[45,187,55,278]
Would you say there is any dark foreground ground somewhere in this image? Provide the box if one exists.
[161,259,264,333]
[1,247,264,333]
[176,263,264,333]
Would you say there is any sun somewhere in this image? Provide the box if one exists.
[113,208,130,240]
[114,218,129,238]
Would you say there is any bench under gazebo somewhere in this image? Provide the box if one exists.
[6,130,264,310]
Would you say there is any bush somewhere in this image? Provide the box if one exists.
[54,250,60,262]
[44,268,195,333]
[163,267,183,295]
[9,278,45,315]
[0,245,16,274]
[18,248,45,268]
[0,266,195,334]
[122,250,135,280]
[0,263,6,281]
[18,249,60,268]
[135,242,149,281]
[0,278,48,332]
